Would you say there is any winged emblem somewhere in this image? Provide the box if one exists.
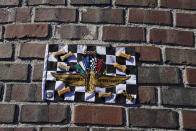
[51,71,130,94]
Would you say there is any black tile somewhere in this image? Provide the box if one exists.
[45,80,56,90]
[49,44,58,52]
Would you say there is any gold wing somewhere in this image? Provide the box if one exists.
[51,72,86,86]
[95,75,130,88]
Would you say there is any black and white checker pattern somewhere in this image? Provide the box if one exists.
[42,44,137,105]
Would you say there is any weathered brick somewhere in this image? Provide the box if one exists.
[19,43,46,59]
[138,87,156,104]
[92,128,107,131]
[40,127,88,131]
[33,64,44,81]
[20,105,68,123]
[27,0,65,5]
[4,24,49,39]
[138,66,180,84]
[81,8,123,24]
[165,48,196,65]
[5,84,42,102]
[160,0,196,10]
[109,129,137,131]
[56,25,98,40]
[176,13,196,28]
[116,0,156,7]
[0,83,3,100]
[74,105,123,125]
[48,105,68,123]
[0,64,28,81]
[70,0,110,5]
[15,8,31,22]
[135,46,161,62]
[0,128,35,131]
[161,88,196,106]
[0,26,2,40]
[129,109,178,128]
[129,9,171,25]
[183,110,196,129]
[0,0,19,6]
[102,26,145,42]
[0,9,15,23]
[186,68,196,85]
[0,44,13,59]
[35,8,76,22]
[150,28,194,46]
[0,104,16,123]
[0,8,30,23]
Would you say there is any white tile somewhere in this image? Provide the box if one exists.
[105,94,116,103]
[96,46,106,55]
[116,84,126,94]
[67,53,77,62]
[126,56,136,66]
[64,91,75,101]
[126,75,136,85]
[48,52,57,62]
[58,44,68,53]
[55,81,65,90]
[116,47,125,56]
[75,86,86,92]
[95,87,106,92]
[46,71,56,81]
[85,92,95,102]
[106,55,116,65]
[77,45,87,54]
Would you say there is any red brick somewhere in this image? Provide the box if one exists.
[15,8,31,22]
[150,28,194,46]
[160,0,196,10]
[0,104,16,123]
[56,25,98,40]
[129,109,178,128]
[102,26,145,42]
[0,0,19,6]
[33,64,44,81]
[5,84,42,102]
[138,87,156,104]
[70,0,110,5]
[74,105,123,125]
[20,105,68,123]
[183,110,196,129]
[0,64,28,81]
[135,46,161,62]
[0,44,13,59]
[186,68,196,85]
[0,9,15,23]
[81,8,123,24]
[129,9,171,25]
[35,8,76,22]
[116,0,156,7]
[19,43,46,59]
[4,24,49,39]
[176,13,196,28]
[27,0,65,5]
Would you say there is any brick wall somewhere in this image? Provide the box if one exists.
[0,0,195,130]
